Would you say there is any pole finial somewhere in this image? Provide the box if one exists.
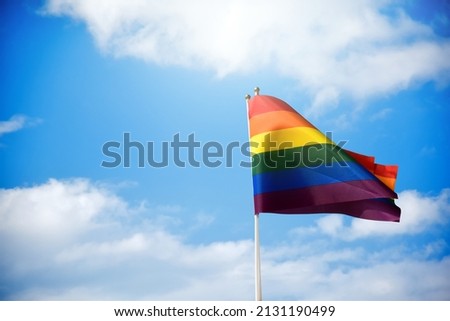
[254,87,260,96]
[245,94,251,101]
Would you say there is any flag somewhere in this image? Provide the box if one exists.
[248,94,401,222]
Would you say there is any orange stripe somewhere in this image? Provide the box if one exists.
[346,150,398,190]
[375,175,397,191]
[249,110,316,137]
[374,164,398,191]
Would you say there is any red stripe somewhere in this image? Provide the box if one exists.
[249,95,308,119]
[374,164,398,179]
[344,149,375,171]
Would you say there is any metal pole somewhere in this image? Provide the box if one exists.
[254,213,262,301]
[246,88,262,301]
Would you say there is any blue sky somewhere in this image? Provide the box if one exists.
[0,0,449,300]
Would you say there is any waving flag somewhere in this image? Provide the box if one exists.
[248,93,401,222]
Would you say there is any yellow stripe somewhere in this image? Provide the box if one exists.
[250,127,332,155]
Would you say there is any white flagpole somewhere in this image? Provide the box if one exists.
[246,87,262,301]
[254,213,262,301]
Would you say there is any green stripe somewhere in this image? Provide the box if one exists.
[252,143,354,175]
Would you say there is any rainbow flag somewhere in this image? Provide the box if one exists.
[248,94,401,222]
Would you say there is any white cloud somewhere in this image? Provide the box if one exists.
[0,115,41,137]
[348,189,450,239]
[370,108,393,121]
[0,178,254,300]
[308,87,340,117]
[0,178,126,244]
[263,251,450,300]
[43,0,450,112]
[1,179,449,300]
[419,145,437,157]
[0,115,26,136]
[294,189,450,240]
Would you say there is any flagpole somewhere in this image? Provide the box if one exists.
[254,213,262,301]
[246,87,262,301]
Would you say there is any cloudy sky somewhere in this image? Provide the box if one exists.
[1,0,449,300]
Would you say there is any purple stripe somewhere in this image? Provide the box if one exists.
[254,180,398,216]
[263,198,401,222]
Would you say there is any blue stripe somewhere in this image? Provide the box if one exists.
[253,160,376,195]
